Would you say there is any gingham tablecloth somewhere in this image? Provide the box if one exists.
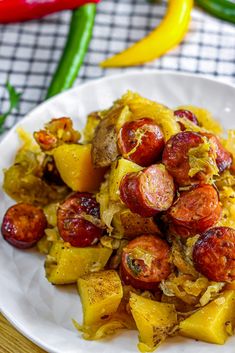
[0,0,235,132]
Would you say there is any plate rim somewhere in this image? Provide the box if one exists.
[1,69,235,353]
[1,69,235,147]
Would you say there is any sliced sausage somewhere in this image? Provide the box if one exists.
[57,192,103,247]
[34,117,80,151]
[1,203,47,249]
[120,164,175,217]
[162,131,213,186]
[118,118,164,167]
[168,184,221,238]
[121,235,171,290]
[193,227,235,282]
[174,109,199,130]
[200,132,232,173]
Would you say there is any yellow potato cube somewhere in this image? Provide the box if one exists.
[53,144,105,192]
[45,241,112,284]
[109,158,142,201]
[77,270,123,326]
[112,208,160,238]
[129,293,177,352]
[180,290,235,344]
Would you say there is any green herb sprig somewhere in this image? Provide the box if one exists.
[0,82,21,133]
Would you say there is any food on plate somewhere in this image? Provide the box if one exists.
[120,164,175,217]
[1,203,47,249]
[193,227,235,282]
[174,109,198,130]
[45,241,112,284]
[201,132,233,173]
[57,192,103,247]
[1,91,235,352]
[77,270,123,326]
[121,235,171,290]
[162,131,219,186]
[53,144,106,191]
[117,118,164,167]
[180,290,235,344]
[130,293,177,351]
[112,209,161,239]
[168,184,221,238]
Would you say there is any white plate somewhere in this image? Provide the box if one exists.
[0,71,235,353]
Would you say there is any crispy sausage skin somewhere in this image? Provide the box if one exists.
[193,227,235,282]
[168,184,221,238]
[162,131,214,186]
[174,109,198,130]
[200,132,232,173]
[118,118,164,167]
[120,164,175,217]
[1,203,47,249]
[121,235,171,290]
[57,192,103,247]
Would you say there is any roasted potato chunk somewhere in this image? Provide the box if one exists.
[45,241,112,284]
[180,290,235,344]
[77,270,123,326]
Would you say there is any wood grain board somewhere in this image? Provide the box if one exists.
[0,313,46,353]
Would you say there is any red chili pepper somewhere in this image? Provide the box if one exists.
[0,0,99,23]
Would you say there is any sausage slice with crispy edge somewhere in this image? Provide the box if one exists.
[1,203,47,249]
[118,118,164,167]
[162,131,211,186]
[57,192,103,247]
[168,184,221,238]
[120,164,175,217]
[193,227,235,282]
[121,234,172,290]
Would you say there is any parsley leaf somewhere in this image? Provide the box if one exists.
[0,82,21,133]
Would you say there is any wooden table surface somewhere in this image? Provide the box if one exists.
[0,313,46,353]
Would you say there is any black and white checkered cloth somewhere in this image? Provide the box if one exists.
[0,0,234,131]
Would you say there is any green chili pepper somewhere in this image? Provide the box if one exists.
[46,4,96,99]
[196,0,235,24]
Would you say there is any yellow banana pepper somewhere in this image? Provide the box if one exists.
[101,0,193,68]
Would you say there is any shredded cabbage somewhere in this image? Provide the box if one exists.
[73,308,135,341]
[43,202,59,227]
[37,227,60,254]
[126,247,155,269]
[177,105,223,135]
[188,137,219,181]
[199,282,225,306]
[171,236,199,278]
[223,129,235,166]
[216,170,235,228]
[96,177,124,234]
[117,91,180,141]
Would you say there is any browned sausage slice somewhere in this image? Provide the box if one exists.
[193,227,235,282]
[168,184,221,238]
[174,109,199,130]
[57,192,103,247]
[201,132,232,173]
[121,235,171,290]
[120,164,175,217]
[118,118,164,167]
[1,203,47,249]
[162,131,209,186]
